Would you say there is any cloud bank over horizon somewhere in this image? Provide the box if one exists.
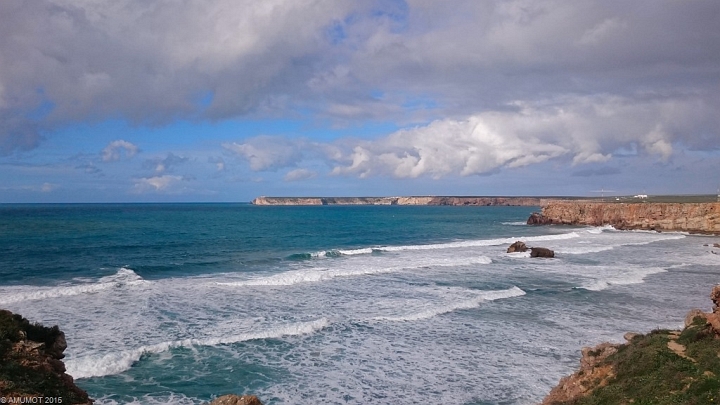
[1,0,719,201]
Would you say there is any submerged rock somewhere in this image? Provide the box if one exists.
[208,395,263,405]
[530,247,555,258]
[506,241,528,253]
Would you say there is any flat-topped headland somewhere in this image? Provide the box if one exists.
[251,196,576,206]
[528,201,720,234]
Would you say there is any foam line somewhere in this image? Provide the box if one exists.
[0,268,148,305]
[65,318,329,379]
[217,256,493,287]
[578,267,668,291]
[302,232,581,259]
[371,286,525,322]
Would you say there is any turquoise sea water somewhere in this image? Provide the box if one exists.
[1,204,718,404]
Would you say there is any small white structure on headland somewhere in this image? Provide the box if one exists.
[634,194,648,199]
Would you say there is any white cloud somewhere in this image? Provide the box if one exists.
[40,182,57,192]
[133,175,183,192]
[102,140,139,162]
[216,94,708,180]
[284,168,317,182]
[578,17,627,45]
[223,136,304,171]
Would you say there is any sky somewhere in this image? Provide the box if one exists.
[1,0,719,203]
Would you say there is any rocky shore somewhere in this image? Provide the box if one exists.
[0,309,92,404]
[542,286,720,404]
[252,196,552,206]
[528,201,720,234]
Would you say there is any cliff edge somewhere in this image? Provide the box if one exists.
[0,309,93,404]
[542,286,720,404]
[528,201,720,234]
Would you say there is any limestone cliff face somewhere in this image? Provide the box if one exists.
[530,202,720,234]
[252,197,324,205]
[252,196,547,206]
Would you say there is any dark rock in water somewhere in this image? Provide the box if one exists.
[530,247,555,258]
[507,241,528,253]
[527,212,553,225]
[208,395,263,405]
[714,243,720,248]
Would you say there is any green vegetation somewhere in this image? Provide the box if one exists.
[568,318,720,405]
[0,310,89,403]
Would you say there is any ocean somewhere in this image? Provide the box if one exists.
[1,203,718,404]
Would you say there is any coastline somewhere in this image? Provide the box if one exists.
[252,195,570,206]
[528,201,720,234]
[3,203,718,403]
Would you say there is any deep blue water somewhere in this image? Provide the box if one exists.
[1,204,718,404]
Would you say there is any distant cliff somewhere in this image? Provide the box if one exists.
[528,201,720,234]
[251,196,549,206]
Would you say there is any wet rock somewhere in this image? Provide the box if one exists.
[527,212,553,225]
[208,395,263,405]
[530,247,555,258]
[506,241,528,253]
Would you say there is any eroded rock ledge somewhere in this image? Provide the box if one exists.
[252,196,551,206]
[0,309,92,404]
[528,201,720,234]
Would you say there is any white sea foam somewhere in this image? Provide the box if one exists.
[557,245,616,254]
[0,268,149,305]
[93,393,200,405]
[66,318,329,379]
[585,225,615,234]
[301,232,581,259]
[579,267,668,291]
[217,256,493,287]
[376,232,580,252]
[502,221,527,226]
[370,286,525,322]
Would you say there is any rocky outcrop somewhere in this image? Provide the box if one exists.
[542,285,720,404]
[528,201,720,234]
[208,394,263,405]
[542,342,619,404]
[527,212,553,225]
[507,241,528,253]
[0,310,93,404]
[252,196,550,206]
[530,247,555,258]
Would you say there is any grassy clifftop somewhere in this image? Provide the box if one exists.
[543,288,720,404]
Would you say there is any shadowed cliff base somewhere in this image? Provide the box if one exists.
[542,286,720,405]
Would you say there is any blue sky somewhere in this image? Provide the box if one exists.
[1,0,719,202]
